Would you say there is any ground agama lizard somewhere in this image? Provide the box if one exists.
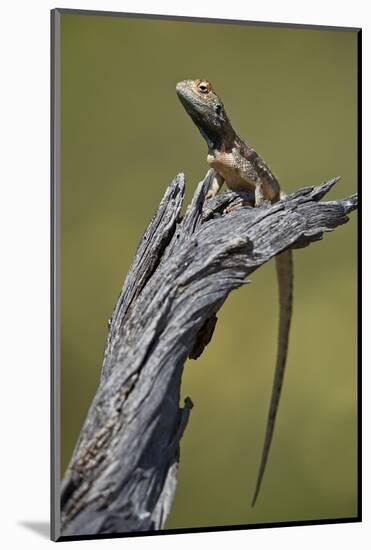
[176,79,293,506]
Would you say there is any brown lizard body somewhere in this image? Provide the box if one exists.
[176,79,293,506]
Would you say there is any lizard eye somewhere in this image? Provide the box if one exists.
[198,83,209,93]
[215,104,222,115]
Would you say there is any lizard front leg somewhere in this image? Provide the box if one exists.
[206,171,224,199]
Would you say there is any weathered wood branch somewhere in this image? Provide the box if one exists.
[60,170,357,537]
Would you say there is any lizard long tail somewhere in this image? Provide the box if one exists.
[251,249,294,506]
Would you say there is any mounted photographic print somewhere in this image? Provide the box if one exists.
[51,8,360,542]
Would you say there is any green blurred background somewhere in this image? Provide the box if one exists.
[60,13,358,530]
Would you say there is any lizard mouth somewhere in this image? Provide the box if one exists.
[176,81,208,123]
[176,81,194,108]
[175,80,191,96]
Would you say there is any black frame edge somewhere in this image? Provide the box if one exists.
[54,7,360,33]
[51,7,61,543]
[57,516,361,542]
[356,28,362,522]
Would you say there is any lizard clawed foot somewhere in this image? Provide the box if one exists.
[224,191,255,213]
[255,199,272,208]
[224,198,254,214]
[205,189,217,200]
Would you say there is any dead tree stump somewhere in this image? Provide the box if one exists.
[59,170,357,538]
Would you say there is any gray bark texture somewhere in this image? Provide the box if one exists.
[60,170,357,537]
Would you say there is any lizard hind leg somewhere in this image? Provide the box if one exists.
[254,181,265,207]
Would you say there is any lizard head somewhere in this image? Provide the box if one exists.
[176,79,230,149]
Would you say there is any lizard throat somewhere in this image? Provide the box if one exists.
[193,118,235,151]
[197,124,223,150]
